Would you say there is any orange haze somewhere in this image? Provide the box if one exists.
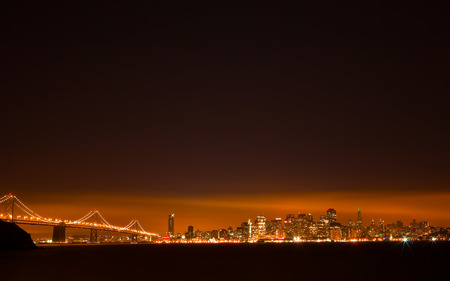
[12,190,450,238]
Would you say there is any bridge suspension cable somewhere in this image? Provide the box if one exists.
[122,219,147,233]
[75,210,96,222]
[75,210,113,227]
[122,220,136,229]
[0,195,11,203]
[135,220,146,232]
[13,196,46,220]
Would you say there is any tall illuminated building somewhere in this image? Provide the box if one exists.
[378,219,386,234]
[256,215,267,238]
[284,214,295,238]
[168,214,175,237]
[188,225,194,239]
[357,205,363,230]
[271,218,283,237]
[327,208,337,224]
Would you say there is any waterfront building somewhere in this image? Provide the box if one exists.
[270,218,283,237]
[168,214,175,237]
[330,225,342,241]
[256,215,267,238]
[235,227,243,239]
[241,221,250,239]
[283,214,295,238]
[188,225,194,239]
[219,229,228,239]
[204,231,212,240]
[317,216,329,239]
[348,219,357,239]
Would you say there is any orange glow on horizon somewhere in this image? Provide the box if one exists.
[12,189,450,237]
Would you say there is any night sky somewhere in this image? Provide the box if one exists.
[2,1,449,234]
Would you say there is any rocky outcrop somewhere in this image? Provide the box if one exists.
[0,220,36,250]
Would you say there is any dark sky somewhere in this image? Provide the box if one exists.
[1,1,449,231]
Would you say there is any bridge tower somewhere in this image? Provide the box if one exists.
[76,209,110,243]
[125,219,147,243]
[52,222,66,242]
[3,193,14,221]
[90,229,98,242]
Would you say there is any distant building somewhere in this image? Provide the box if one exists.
[378,219,386,234]
[235,227,243,239]
[348,219,357,239]
[317,216,329,239]
[227,226,234,238]
[357,205,363,230]
[255,215,267,238]
[219,229,228,239]
[293,214,311,239]
[327,208,337,224]
[188,225,194,239]
[284,214,295,238]
[270,218,283,237]
[204,231,212,240]
[241,221,250,239]
[168,214,175,237]
[330,225,342,241]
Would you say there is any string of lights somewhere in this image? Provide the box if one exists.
[122,220,136,229]
[14,196,46,220]
[94,211,113,227]
[135,220,146,232]
[14,204,47,221]
[74,210,96,222]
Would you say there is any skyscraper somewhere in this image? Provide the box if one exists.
[357,205,363,230]
[256,215,267,238]
[271,218,283,237]
[168,214,174,237]
[188,225,194,239]
[327,208,337,224]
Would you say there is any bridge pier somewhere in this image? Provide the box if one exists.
[52,223,66,243]
[131,234,138,243]
[90,229,98,242]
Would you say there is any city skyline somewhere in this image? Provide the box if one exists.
[4,191,450,240]
[164,206,444,242]
[4,192,447,243]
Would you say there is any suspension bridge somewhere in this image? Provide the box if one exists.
[0,193,159,243]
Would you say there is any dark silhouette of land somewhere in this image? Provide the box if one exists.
[0,220,36,250]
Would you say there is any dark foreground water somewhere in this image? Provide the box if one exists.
[1,242,449,281]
